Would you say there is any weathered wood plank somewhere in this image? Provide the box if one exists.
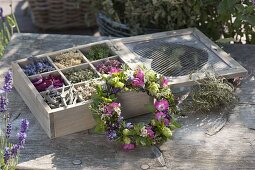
[1,33,255,169]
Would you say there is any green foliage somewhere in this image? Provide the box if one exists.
[0,5,20,58]
[95,0,255,43]
[183,73,238,113]
[86,44,112,61]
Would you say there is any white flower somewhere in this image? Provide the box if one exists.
[140,127,148,137]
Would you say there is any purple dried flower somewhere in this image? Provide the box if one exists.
[4,147,10,164]
[0,95,8,112]
[23,59,55,76]
[96,59,123,74]
[3,70,13,92]
[20,119,29,133]
[6,122,12,138]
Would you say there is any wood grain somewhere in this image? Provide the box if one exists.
[1,33,255,169]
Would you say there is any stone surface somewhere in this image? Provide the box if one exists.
[1,33,255,169]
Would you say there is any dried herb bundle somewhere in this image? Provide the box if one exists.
[183,73,238,113]
[86,44,112,61]
[65,68,98,84]
[53,51,84,69]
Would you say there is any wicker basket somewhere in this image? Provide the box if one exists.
[96,12,162,37]
[27,0,97,29]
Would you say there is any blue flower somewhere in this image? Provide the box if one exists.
[107,130,117,140]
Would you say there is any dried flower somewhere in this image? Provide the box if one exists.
[53,51,84,69]
[31,74,64,92]
[76,83,96,101]
[65,68,97,84]
[96,59,123,74]
[23,58,55,76]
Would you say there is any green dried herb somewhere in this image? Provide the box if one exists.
[65,68,98,84]
[53,51,84,69]
[86,44,112,61]
[182,73,238,113]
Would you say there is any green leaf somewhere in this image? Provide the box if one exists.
[144,103,155,112]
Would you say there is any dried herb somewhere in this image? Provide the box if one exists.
[22,57,55,76]
[65,68,98,84]
[52,51,84,69]
[86,44,112,61]
[76,82,97,101]
[31,74,64,92]
[42,85,80,109]
[96,59,123,74]
[182,73,238,113]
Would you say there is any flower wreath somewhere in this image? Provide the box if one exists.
[91,67,180,150]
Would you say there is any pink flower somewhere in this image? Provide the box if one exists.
[122,143,135,150]
[161,77,169,87]
[108,67,121,74]
[135,69,144,80]
[154,99,169,111]
[155,111,165,121]
[146,127,155,139]
[104,102,120,114]
[110,102,120,108]
[132,78,144,87]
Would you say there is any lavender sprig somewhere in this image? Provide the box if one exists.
[0,95,8,112]
[3,70,13,92]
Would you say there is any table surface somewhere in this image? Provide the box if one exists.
[1,33,255,170]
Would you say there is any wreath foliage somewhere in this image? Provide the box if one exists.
[91,67,180,150]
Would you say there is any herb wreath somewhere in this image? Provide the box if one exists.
[91,67,180,150]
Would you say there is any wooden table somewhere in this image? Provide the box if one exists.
[1,33,255,169]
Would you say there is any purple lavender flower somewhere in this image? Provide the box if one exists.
[10,144,20,157]
[0,95,8,112]
[6,122,12,138]
[17,132,27,146]
[4,147,10,164]
[20,119,29,133]
[3,70,13,92]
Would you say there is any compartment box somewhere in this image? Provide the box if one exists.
[12,28,247,138]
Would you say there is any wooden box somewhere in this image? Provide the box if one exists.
[12,28,247,138]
